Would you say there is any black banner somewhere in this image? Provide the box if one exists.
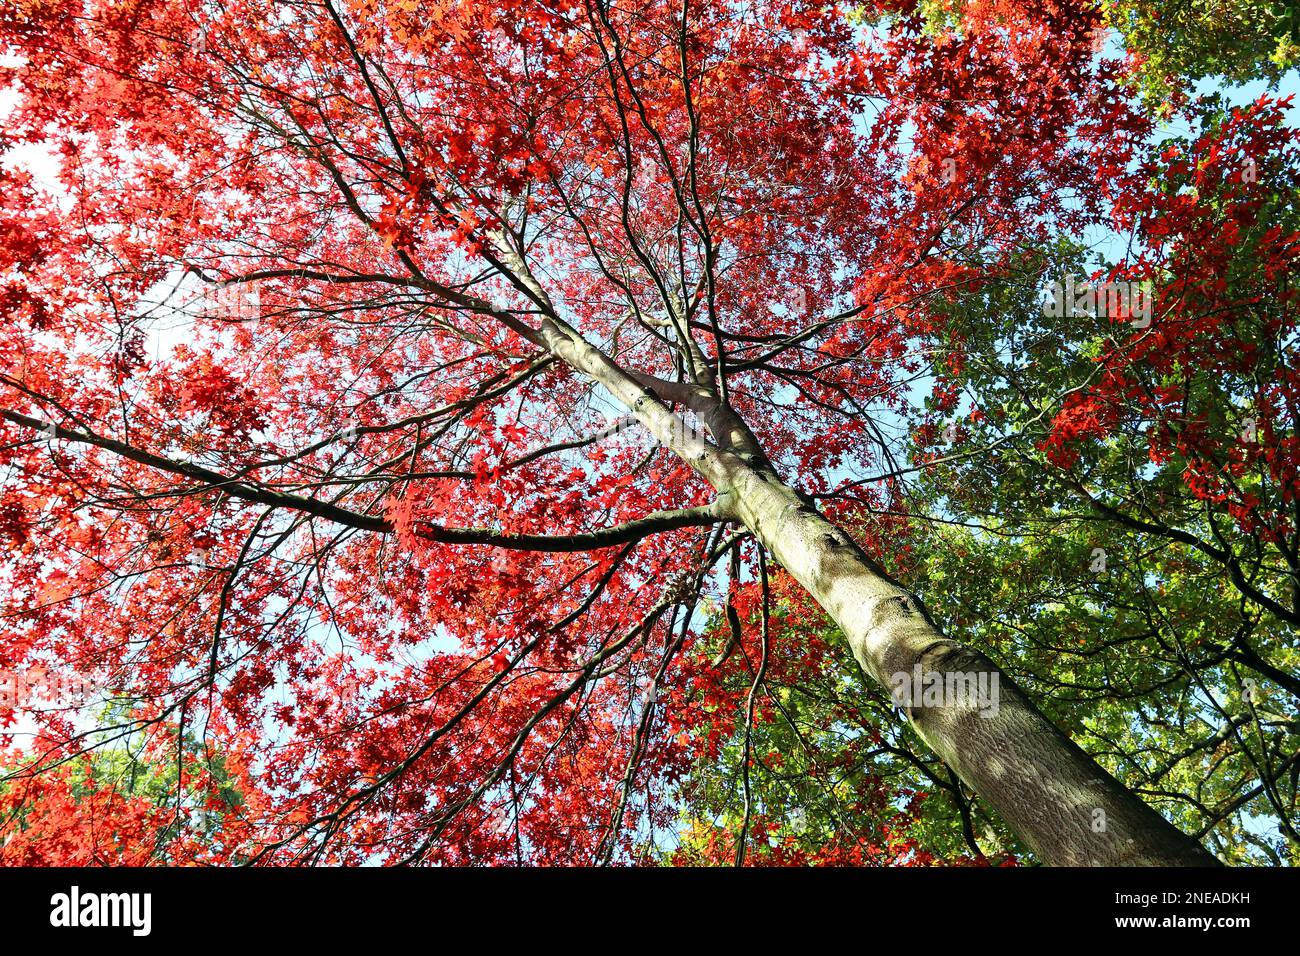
[0,865,1287,943]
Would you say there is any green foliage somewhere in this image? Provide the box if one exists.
[1102,0,1299,107]
[1,703,247,860]
[887,103,1300,862]
[668,604,1024,865]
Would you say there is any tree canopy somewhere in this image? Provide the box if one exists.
[0,0,1297,865]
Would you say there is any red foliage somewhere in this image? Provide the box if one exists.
[1041,97,1300,542]
[0,0,1143,862]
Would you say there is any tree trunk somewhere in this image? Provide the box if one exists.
[719,458,1219,866]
